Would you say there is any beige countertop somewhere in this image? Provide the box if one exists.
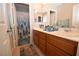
[33,27,79,42]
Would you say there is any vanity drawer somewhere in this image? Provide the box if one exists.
[39,43,46,54]
[33,30,38,36]
[38,31,46,39]
[46,43,69,56]
[47,34,78,55]
[39,38,46,45]
[33,36,38,46]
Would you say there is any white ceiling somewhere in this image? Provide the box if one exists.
[49,3,63,7]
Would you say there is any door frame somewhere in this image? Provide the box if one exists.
[13,3,31,46]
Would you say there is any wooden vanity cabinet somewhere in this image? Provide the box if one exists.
[33,30,78,56]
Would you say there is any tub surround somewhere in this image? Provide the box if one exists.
[33,27,79,56]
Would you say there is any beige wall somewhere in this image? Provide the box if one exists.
[57,3,73,20]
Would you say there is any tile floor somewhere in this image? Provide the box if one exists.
[20,44,39,56]
[12,44,39,56]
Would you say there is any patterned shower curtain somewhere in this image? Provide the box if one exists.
[16,11,30,45]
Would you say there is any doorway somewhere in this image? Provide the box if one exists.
[14,3,30,46]
[50,10,56,25]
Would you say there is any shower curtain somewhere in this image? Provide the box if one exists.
[16,11,30,45]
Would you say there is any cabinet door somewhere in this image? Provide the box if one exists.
[39,42,46,54]
[38,32,46,54]
[47,34,78,56]
[39,38,46,54]
[33,30,39,47]
[46,43,69,56]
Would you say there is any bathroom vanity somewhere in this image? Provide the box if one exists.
[33,28,79,56]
